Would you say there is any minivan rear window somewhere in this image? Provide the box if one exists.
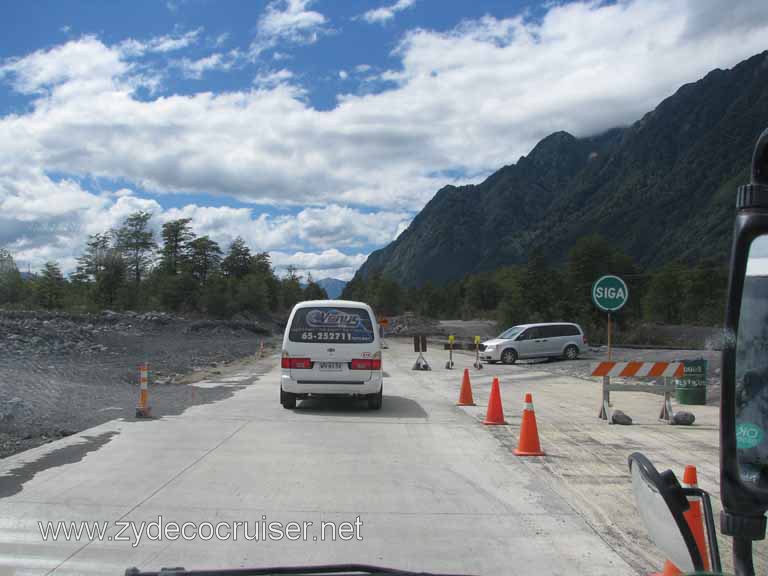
[289,307,375,343]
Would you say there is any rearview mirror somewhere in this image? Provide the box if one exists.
[628,453,705,573]
[722,128,768,538]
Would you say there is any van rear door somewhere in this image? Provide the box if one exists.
[286,306,378,382]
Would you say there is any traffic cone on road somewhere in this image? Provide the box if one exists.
[514,393,544,456]
[652,560,681,576]
[457,368,476,406]
[682,465,710,571]
[135,362,151,418]
[483,378,507,425]
[651,464,709,576]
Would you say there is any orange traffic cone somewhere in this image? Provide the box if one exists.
[484,377,507,425]
[652,465,709,576]
[457,368,476,406]
[514,393,544,456]
[652,560,681,576]
[682,465,710,571]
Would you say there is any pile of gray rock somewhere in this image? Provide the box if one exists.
[385,314,445,337]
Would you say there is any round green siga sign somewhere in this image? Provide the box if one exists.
[592,275,629,312]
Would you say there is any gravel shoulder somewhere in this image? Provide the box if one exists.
[0,309,279,458]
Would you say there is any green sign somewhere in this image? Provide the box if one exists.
[737,422,765,449]
[592,275,629,312]
[677,359,707,387]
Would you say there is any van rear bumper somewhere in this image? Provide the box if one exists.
[281,373,382,396]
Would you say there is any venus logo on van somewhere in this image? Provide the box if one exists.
[306,309,364,329]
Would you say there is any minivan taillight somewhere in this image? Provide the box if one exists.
[281,355,312,369]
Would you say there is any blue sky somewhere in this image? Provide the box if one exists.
[1,0,767,279]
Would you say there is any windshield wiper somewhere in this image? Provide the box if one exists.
[125,564,474,576]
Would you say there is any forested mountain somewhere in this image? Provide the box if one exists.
[355,51,768,287]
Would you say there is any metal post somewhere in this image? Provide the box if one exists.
[599,375,611,421]
[607,312,612,361]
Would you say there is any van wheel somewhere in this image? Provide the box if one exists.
[564,345,579,360]
[501,349,517,364]
[368,387,383,410]
[281,388,296,409]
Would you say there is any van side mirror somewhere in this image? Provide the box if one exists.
[721,127,768,542]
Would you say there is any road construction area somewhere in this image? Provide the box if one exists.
[0,337,747,575]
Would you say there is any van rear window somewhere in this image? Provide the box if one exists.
[289,307,375,343]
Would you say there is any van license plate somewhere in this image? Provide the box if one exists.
[319,362,343,371]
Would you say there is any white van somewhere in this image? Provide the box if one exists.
[280,300,383,410]
[480,322,586,364]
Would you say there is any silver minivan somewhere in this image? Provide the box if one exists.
[480,322,586,364]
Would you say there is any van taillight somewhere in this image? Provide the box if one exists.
[350,355,382,370]
[281,355,312,369]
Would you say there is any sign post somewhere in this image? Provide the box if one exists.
[592,275,629,361]
[446,334,455,370]
[412,335,430,371]
[473,335,483,370]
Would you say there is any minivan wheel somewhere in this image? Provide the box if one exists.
[564,345,579,360]
[501,349,517,365]
[368,387,383,410]
[281,388,296,409]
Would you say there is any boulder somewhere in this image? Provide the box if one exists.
[672,411,696,426]
[611,410,633,425]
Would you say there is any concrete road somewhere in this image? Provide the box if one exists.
[0,341,653,576]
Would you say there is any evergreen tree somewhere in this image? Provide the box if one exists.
[0,249,23,305]
[643,264,685,323]
[222,237,252,279]
[36,262,66,309]
[160,218,195,275]
[95,250,127,307]
[74,233,112,281]
[281,266,304,310]
[115,211,156,287]
[188,236,223,284]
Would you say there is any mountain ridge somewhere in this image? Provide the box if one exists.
[355,50,768,287]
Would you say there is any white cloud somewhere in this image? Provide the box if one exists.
[118,28,202,56]
[270,249,367,281]
[293,205,410,248]
[214,32,230,47]
[251,0,329,57]
[2,0,768,276]
[0,36,129,95]
[177,50,240,79]
[253,67,295,88]
[338,69,348,80]
[354,64,372,73]
[361,0,417,24]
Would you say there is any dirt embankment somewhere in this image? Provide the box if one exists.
[0,309,279,458]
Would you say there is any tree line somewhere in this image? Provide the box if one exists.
[342,235,728,335]
[0,211,329,317]
[0,224,728,330]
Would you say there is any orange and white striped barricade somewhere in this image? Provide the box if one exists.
[591,361,684,423]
